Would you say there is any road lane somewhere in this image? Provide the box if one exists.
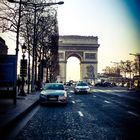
[93,88,140,115]
[14,87,140,140]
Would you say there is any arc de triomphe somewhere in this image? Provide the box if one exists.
[58,35,100,82]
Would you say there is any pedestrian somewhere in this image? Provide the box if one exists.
[17,75,21,93]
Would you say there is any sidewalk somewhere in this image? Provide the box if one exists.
[0,92,39,132]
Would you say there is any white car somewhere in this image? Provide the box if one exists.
[40,83,68,104]
[74,81,91,94]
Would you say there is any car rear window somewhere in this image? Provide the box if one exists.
[77,83,88,86]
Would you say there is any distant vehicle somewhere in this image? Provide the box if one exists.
[74,81,91,94]
[95,82,113,87]
[40,83,68,104]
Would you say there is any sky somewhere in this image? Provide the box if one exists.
[0,0,140,81]
[57,0,140,78]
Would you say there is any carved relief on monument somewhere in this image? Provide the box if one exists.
[84,65,95,80]
[59,35,98,45]
[84,53,96,60]
[59,52,65,60]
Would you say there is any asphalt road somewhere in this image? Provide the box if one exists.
[14,87,140,140]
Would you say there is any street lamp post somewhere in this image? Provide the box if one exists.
[19,43,27,96]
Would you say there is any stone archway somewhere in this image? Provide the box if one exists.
[58,35,100,83]
[66,53,82,82]
[66,56,80,82]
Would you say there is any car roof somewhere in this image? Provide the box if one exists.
[76,81,88,85]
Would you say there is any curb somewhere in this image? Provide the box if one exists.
[0,99,39,138]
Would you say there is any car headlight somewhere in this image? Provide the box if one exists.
[75,88,80,91]
[40,94,47,98]
[64,92,67,97]
[86,88,90,92]
[59,96,66,100]
[86,87,90,91]
[59,94,67,100]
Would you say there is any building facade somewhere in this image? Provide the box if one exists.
[58,35,100,82]
[0,37,8,55]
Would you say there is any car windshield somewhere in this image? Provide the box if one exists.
[43,84,64,90]
[77,82,88,86]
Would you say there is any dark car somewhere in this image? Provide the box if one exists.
[95,82,113,87]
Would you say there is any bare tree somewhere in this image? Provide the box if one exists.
[19,0,59,85]
[0,0,18,33]
[132,58,139,76]
[103,66,113,75]
[0,0,60,87]
[119,60,133,79]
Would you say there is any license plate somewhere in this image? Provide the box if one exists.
[48,95,58,101]
[81,89,86,91]
[48,98,57,101]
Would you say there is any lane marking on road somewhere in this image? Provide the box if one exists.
[94,89,128,94]
[78,111,84,117]
[104,100,111,104]
[127,111,139,117]
[72,101,76,104]
[69,90,74,93]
